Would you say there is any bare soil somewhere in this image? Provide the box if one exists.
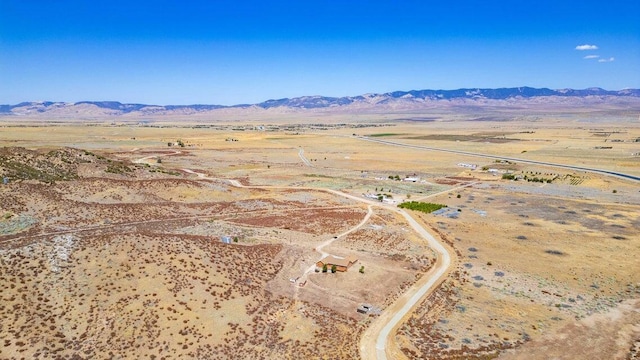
[0,147,429,359]
[1,114,639,359]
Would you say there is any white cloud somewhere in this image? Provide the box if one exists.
[583,55,600,59]
[598,57,615,63]
[576,44,598,50]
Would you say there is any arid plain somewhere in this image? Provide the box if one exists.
[1,110,639,359]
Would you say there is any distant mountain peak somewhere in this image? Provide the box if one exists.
[1,87,638,116]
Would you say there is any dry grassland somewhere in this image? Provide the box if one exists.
[1,114,639,359]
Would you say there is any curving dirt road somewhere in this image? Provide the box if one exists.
[298,147,313,167]
[133,150,182,164]
[360,209,451,360]
[300,205,373,276]
[183,168,454,360]
[3,155,454,360]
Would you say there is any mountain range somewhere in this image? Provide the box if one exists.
[2,87,639,117]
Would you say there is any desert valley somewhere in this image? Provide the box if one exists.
[1,90,639,359]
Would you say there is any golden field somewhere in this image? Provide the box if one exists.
[1,112,639,359]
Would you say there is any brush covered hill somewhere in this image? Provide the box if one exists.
[0,147,138,183]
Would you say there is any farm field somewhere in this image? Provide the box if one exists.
[1,113,639,359]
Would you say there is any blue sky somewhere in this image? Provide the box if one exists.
[1,0,639,105]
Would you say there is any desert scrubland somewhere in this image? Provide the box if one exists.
[1,108,639,359]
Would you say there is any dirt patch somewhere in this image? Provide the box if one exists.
[2,119,639,359]
[499,299,640,360]
[0,147,413,359]
[395,182,640,359]
[228,207,367,235]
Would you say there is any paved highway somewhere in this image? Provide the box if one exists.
[358,136,640,182]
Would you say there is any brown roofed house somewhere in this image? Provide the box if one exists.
[316,255,358,272]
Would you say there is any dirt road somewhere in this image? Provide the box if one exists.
[298,147,313,167]
[359,209,451,360]
[183,168,454,360]
[300,205,373,275]
[133,150,182,164]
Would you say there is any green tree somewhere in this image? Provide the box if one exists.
[331,265,337,273]
[322,264,328,273]
[359,266,365,274]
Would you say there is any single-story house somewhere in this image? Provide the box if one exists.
[316,255,358,272]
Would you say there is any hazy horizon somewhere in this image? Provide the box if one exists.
[3,86,640,108]
[2,0,639,105]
